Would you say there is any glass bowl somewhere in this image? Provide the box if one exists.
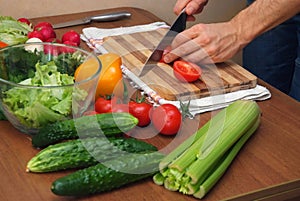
[0,42,101,135]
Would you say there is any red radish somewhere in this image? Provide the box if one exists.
[45,38,61,43]
[39,27,56,41]
[28,30,44,41]
[60,41,78,53]
[18,18,31,25]
[34,22,53,30]
[62,30,81,46]
[43,44,60,56]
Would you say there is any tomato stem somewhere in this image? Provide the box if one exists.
[180,100,193,119]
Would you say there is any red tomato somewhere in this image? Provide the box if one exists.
[95,96,118,114]
[151,104,182,135]
[62,30,81,46]
[129,101,153,127]
[173,60,202,82]
[18,18,31,25]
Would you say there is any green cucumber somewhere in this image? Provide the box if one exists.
[32,112,138,148]
[51,152,164,196]
[27,137,157,173]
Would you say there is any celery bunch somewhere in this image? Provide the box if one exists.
[153,100,261,199]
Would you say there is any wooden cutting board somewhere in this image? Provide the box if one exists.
[102,29,257,101]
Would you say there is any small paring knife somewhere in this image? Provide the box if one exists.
[53,11,132,29]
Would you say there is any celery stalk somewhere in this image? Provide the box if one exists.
[193,116,261,199]
[153,172,165,185]
[184,101,260,185]
[168,111,226,172]
[160,99,235,171]
[158,122,208,171]
[153,100,261,199]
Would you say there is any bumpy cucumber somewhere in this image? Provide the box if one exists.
[51,152,164,196]
[27,137,157,173]
[32,113,138,148]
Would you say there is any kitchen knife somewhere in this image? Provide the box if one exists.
[139,9,187,77]
[53,11,132,29]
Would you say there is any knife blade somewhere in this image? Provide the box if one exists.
[53,11,132,29]
[139,9,187,77]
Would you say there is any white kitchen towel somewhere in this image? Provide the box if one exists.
[81,22,170,53]
[81,23,271,116]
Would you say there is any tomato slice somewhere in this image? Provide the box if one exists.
[173,60,202,83]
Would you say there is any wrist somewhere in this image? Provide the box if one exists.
[229,9,258,49]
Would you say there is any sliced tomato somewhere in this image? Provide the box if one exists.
[173,60,202,83]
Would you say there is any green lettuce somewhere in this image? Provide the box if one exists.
[3,61,86,128]
[0,16,32,45]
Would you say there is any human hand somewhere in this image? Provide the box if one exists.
[162,21,246,64]
[174,0,208,21]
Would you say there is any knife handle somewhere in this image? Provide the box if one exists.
[90,11,131,22]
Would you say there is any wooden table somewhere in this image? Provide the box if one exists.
[1,7,300,201]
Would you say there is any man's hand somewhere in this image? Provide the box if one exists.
[165,0,300,64]
[174,0,208,21]
[162,21,243,64]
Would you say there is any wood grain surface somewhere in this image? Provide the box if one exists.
[102,29,257,100]
[0,7,299,201]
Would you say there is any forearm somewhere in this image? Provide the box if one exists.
[231,0,300,46]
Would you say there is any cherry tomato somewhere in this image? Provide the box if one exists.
[129,101,153,127]
[95,96,118,114]
[0,41,8,48]
[62,30,81,46]
[173,60,202,83]
[151,104,182,135]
